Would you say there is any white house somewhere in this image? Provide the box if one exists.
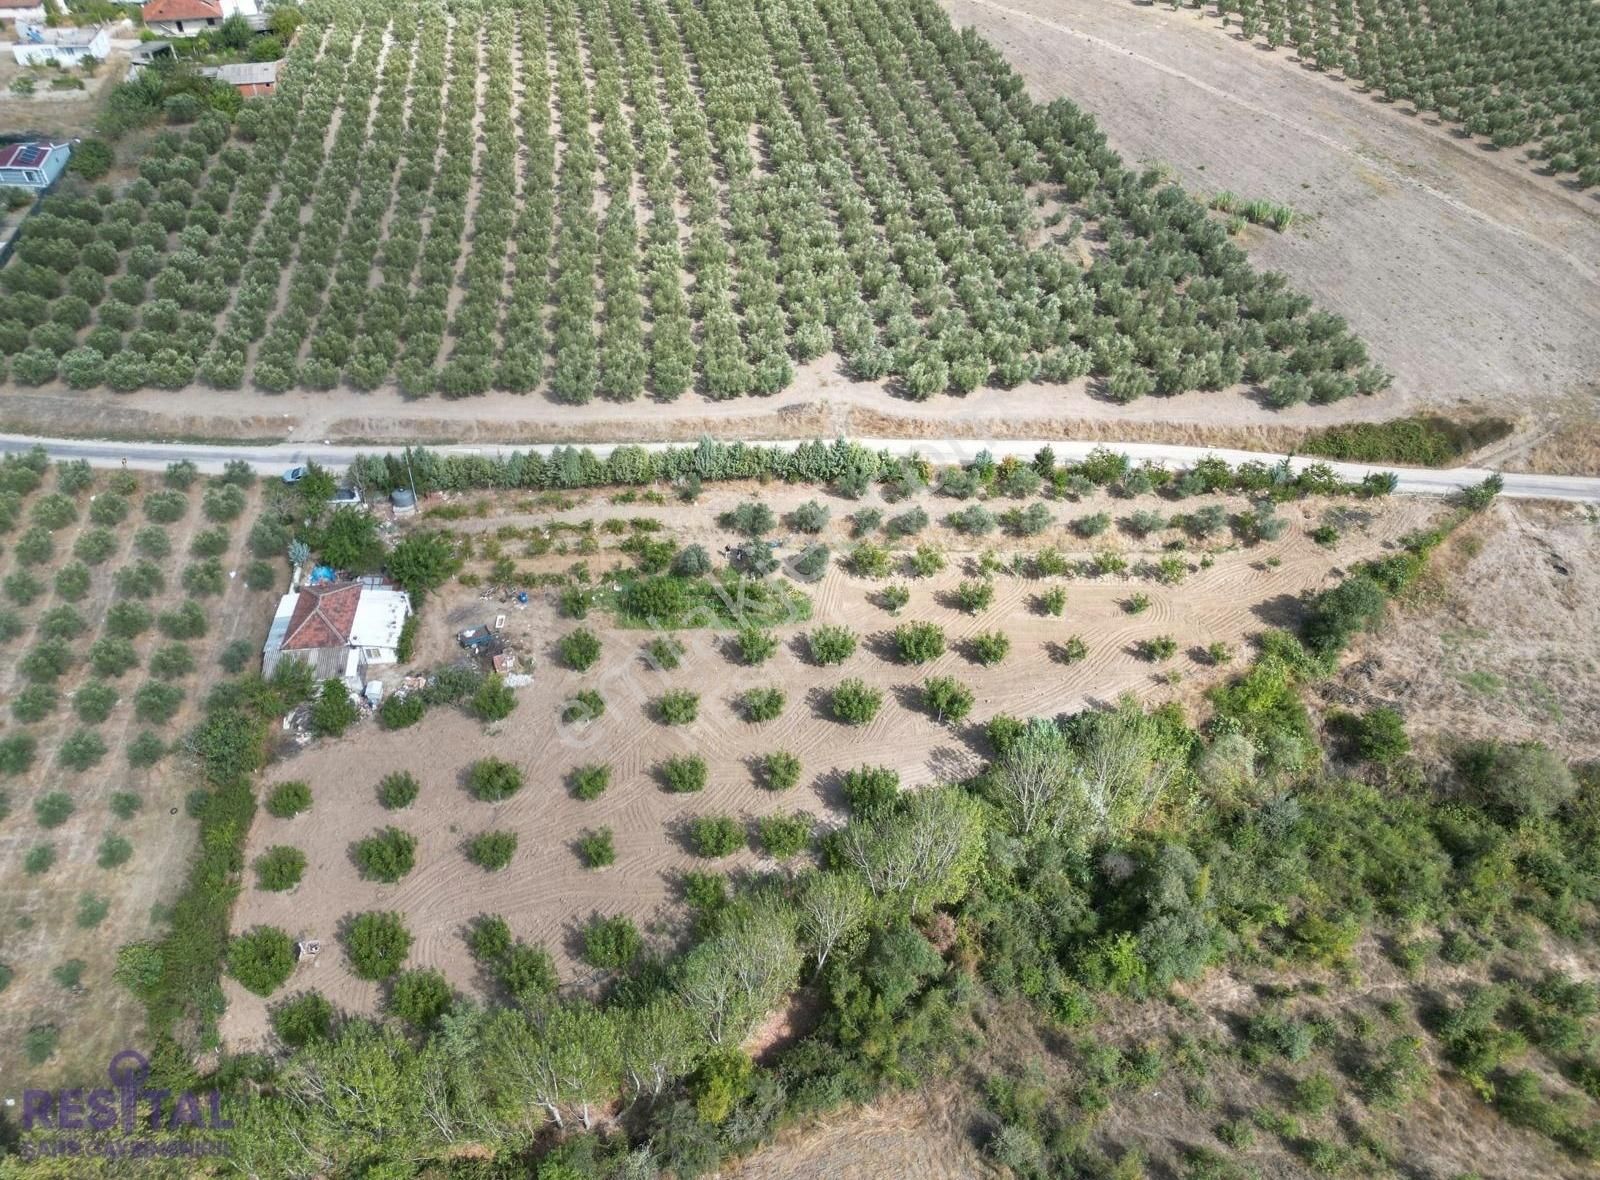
[0,0,48,26]
[139,0,264,38]
[261,579,412,690]
[10,24,111,67]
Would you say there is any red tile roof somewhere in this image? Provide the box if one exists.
[281,583,362,651]
[0,142,62,169]
[0,0,45,10]
[141,0,223,22]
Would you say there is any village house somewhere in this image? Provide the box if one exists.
[261,579,412,690]
[139,0,265,38]
[0,141,71,190]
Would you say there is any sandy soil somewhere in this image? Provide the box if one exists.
[938,0,1600,422]
[220,480,1438,1045]
[0,474,280,1087]
[1329,499,1600,760]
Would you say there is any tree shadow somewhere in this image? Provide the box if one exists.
[1251,592,1305,629]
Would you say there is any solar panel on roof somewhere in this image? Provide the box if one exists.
[18,147,45,166]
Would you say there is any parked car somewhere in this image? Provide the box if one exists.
[282,466,307,484]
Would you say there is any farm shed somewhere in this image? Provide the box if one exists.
[262,580,411,689]
[0,141,70,190]
[198,58,281,96]
[10,24,111,67]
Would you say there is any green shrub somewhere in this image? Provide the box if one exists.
[307,678,356,738]
[471,674,517,722]
[468,830,518,871]
[76,893,111,929]
[134,525,172,558]
[126,731,166,768]
[228,925,296,996]
[272,992,335,1047]
[1,734,39,776]
[739,687,785,722]
[646,635,684,669]
[202,483,247,522]
[143,490,187,523]
[561,689,605,724]
[970,631,1011,665]
[115,560,165,598]
[656,689,699,725]
[12,684,57,723]
[923,676,975,724]
[830,678,883,725]
[954,579,995,614]
[559,627,601,671]
[894,621,945,663]
[255,846,306,891]
[85,636,135,678]
[73,683,118,724]
[109,791,141,820]
[570,764,610,801]
[4,571,43,605]
[1139,635,1179,661]
[1456,739,1575,820]
[379,693,427,729]
[73,526,117,565]
[807,625,857,666]
[691,815,745,857]
[354,827,416,882]
[577,827,615,868]
[788,500,830,533]
[735,626,778,665]
[846,541,893,578]
[107,601,153,638]
[97,833,133,868]
[133,681,184,725]
[32,493,77,530]
[660,755,708,793]
[721,501,776,537]
[59,729,107,771]
[149,642,196,680]
[265,780,311,818]
[24,1025,59,1065]
[582,914,642,970]
[389,969,453,1030]
[158,600,208,639]
[468,757,523,802]
[760,750,801,790]
[15,526,54,564]
[25,843,57,875]
[878,583,911,614]
[1040,587,1067,616]
[344,911,411,980]
[757,813,811,859]
[378,771,420,809]
[842,766,901,818]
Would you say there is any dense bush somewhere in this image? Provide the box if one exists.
[228,926,296,996]
[265,781,312,819]
[255,846,307,892]
[559,627,602,671]
[468,830,518,871]
[690,815,745,858]
[894,621,946,664]
[660,754,708,793]
[739,687,785,723]
[344,912,411,981]
[468,758,524,801]
[656,689,700,725]
[830,678,884,725]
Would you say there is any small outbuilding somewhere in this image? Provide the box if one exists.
[0,141,71,190]
[262,579,412,690]
[197,58,281,96]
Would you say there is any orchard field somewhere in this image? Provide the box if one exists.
[0,448,281,1085]
[0,0,1384,408]
[218,449,1437,1040]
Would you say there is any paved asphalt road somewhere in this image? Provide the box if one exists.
[2,432,1598,503]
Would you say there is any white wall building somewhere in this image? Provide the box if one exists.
[139,0,264,39]
[10,24,111,67]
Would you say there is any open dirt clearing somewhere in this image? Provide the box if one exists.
[939,0,1600,423]
[220,479,1439,1046]
[1329,498,1600,760]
